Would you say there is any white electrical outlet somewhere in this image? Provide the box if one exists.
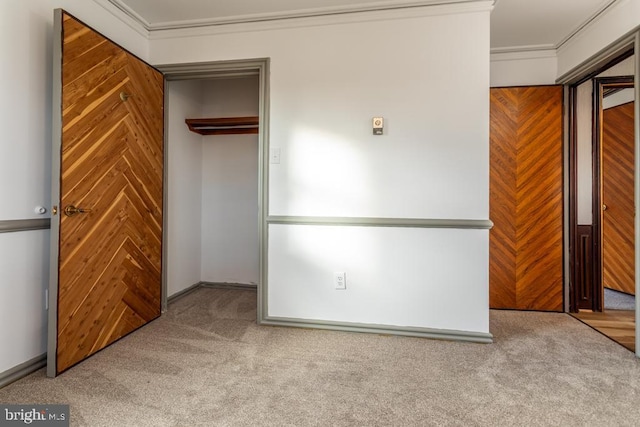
[334,272,346,290]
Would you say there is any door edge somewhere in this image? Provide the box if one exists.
[46,8,63,378]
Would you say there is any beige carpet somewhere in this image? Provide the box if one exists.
[1,288,640,426]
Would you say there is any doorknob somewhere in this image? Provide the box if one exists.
[63,205,92,217]
[602,204,608,211]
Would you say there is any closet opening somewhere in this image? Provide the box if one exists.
[158,59,269,320]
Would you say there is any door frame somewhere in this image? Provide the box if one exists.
[561,30,640,357]
[47,8,63,378]
[592,75,635,311]
[155,59,270,322]
[566,49,634,313]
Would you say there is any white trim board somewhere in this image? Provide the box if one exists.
[107,0,493,32]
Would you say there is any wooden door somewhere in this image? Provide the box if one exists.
[48,10,164,376]
[489,86,564,311]
[602,101,635,296]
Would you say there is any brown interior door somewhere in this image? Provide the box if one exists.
[489,86,564,311]
[602,101,635,296]
[47,10,164,376]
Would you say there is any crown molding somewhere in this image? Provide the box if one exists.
[106,0,493,33]
[490,44,556,55]
[148,1,493,40]
[490,45,557,63]
[93,0,149,37]
[556,0,617,50]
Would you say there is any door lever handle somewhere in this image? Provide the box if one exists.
[64,205,92,217]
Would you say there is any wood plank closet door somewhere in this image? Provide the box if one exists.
[50,11,164,375]
[602,101,635,296]
[490,86,564,311]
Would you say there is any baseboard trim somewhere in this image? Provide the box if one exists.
[200,282,258,291]
[167,281,258,306]
[260,316,493,343]
[0,354,46,389]
[166,282,202,305]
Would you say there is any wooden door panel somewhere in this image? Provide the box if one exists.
[489,89,518,309]
[602,102,635,296]
[54,11,163,374]
[490,86,564,311]
[515,87,564,310]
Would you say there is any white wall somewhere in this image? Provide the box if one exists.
[200,78,260,285]
[604,88,634,109]
[166,80,203,296]
[269,225,489,332]
[0,0,148,376]
[0,232,49,374]
[557,0,640,78]
[490,50,558,87]
[152,3,492,334]
[576,80,593,225]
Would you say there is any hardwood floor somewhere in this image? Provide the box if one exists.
[572,310,635,352]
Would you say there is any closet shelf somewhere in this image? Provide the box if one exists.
[185,117,259,135]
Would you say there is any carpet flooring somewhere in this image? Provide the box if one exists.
[605,288,636,311]
[2,288,640,426]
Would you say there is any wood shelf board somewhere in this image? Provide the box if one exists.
[185,116,259,136]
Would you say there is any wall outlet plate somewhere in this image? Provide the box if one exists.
[334,272,346,290]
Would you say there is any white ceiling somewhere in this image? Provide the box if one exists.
[490,0,615,51]
[111,0,618,51]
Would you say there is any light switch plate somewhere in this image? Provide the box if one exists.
[270,148,281,164]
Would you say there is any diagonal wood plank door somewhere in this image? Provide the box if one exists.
[48,10,164,376]
[602,101,635,296]
[489,86,564,311]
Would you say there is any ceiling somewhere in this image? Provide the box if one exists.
[110,0,618,51]
[490,0,615,51]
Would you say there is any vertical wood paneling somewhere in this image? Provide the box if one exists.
[490,86,564,311]
[56,12,164,374]
[602,102,635,296]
